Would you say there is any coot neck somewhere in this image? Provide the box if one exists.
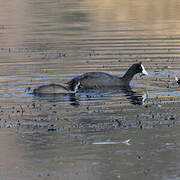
[121,66,137,83]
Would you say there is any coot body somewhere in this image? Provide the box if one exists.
[33,82,80,95]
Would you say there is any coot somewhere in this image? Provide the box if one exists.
[68,62,148,90]
[33,82,80,95]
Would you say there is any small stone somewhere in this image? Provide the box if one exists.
[169,115,175,120]
[6,124,13,128]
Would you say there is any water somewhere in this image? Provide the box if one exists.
[0,0,180,179]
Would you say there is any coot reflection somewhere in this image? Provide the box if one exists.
[31,85,147,106]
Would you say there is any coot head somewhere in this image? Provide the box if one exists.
[134,62,148,76]
[122,61,148,83]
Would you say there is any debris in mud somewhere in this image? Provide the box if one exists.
[6,123,13,128]
[25,87,32,92]
[47,124,59,132]
[165,115,176,121]
[122,139,131,145]
[92,139,131,145]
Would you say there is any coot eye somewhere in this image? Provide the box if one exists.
[138,65,142,71]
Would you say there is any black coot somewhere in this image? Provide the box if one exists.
[68,62,148,90]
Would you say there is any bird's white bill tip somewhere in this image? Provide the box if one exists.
[141,64,148,75]
[175,76,178,82]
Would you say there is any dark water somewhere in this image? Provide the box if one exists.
[1,0,180,179]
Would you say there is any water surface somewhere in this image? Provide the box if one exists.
[0,0,180,179]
